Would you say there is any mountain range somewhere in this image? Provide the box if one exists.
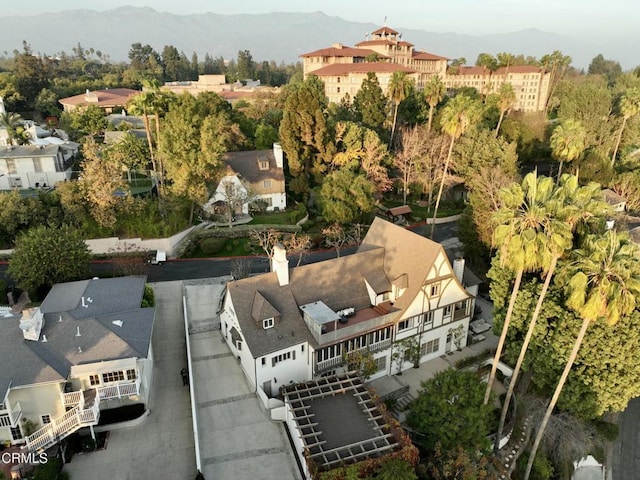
[0,7,634,70]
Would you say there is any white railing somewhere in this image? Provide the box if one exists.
[368,338,391,353]
[9,402,22,426]
[25,391,101,453]
[97,377,140,400]
[62,390,83,407]
[316,356,343,372]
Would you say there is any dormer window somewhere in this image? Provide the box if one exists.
[263,317,274,329]
[258,160,269,170]
[429,283,441,297]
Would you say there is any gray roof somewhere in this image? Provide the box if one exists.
[0,144,60,159]
[224,149,284,184]
[0,276,154,393]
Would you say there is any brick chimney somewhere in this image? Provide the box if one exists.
[453,258,465,283]
[273,143,284,169]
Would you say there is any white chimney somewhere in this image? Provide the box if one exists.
[273,143,284,169]
[271,243,289,286]
[453,258,465,283]
[19,307,45,341]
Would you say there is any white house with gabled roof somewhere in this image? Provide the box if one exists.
[219,217,479,401]
[0,276,155,452]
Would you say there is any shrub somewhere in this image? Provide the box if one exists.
[141,284,155,308]
[198,237,226,255]
[594,420,619,441]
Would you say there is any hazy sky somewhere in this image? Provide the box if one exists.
[4,0,634,43]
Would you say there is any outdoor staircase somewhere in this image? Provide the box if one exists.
[24,389,100,453]
[393,392,416,413]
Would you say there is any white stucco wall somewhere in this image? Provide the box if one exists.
[7,382,66,438]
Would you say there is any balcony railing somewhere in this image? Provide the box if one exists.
[9,401,22,426]
[368,338,391,354]
[97,377,140,400]
[316,356,344,372]
[62,390,83,407]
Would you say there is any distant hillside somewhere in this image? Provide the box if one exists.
[0,7,630,69]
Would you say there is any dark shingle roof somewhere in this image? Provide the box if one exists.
[224,149,284,184]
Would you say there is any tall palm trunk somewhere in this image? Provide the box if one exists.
[142,111,158,195]
[611,116,627,168]
[427,105,435,132]
[484,269,522,405]
[390,102,399,145]
[556,160,564,184]
[495,255,558,452]
[153,113,164,196]
[523,317,590,480]
[430,135,455,238]
[494,110,506,138]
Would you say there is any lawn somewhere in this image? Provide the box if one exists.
[248,211,294,225]
[383,199,464,220]
[188,237,255,258]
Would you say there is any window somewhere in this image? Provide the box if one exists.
[10,426,22,441]
[398,319,411,331]
[41,415,51,425]
[337,87,340,93]
[263,317,274,329]
[102,371,125,383]
[261,357,266,366]
[421,338,440,356]
[6,159,16,174]
[443,305,453,320]
[258,160,269,170]
[263,179,272,188]
[236,340,242,351]
[33,158,42,173]
[126,369,137,381]
[317,344,341,362]
[375,356,387,372]
[0,414,10,427]
[89,374,100,386]
[272,350,295,367]
[429,283,440,297]
[423,311,434,326]
[301,345,305,352]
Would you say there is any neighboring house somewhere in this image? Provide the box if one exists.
[58,88,140,113]
[204,143,286,216]
[301,25,550,112]
[161,75,277,105]
[219,217,478,400]
[602,188,626,212]
[0,144,75,190]
[0,276,155,452]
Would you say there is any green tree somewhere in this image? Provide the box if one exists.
[236,50,256,80]
[550,119,586,181]
[423,75,446,133]
[375,458,417,480]
[0,112,29,145]
[12,41,50,109]
[493,175,608,451]
[353,72,387,133]
[540,50,572,114]
[494,83,516,137]
[430,94,480,238]
[318,168,375,224]
[61,104,108,140]
[611,87,640,167]
[279,75,335,193]
[426,443,502,480]
[523,231,640,480]
[387,71,412,144]
[407,369,493,453]
[588,54,622,83]
[9,225,91,295]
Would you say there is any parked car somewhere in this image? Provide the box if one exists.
[147,250,166,265]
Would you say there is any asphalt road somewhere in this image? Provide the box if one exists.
[0,221,458,285]
[612,398,640,480]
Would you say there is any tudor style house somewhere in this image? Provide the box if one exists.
[204,143,286,216]
[301,25,551,112]
[219,218,478,399]
[0,276,155,452]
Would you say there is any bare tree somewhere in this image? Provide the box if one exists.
[250,228,281,259]
[109,242,149,277]
[218,178,251,228]
[230,258,253,280]
[322,224,350,257]
[284,233,312,267]
[392,126,424,205]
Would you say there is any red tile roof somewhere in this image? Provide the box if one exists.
[58,88,140,107]
[301,46,386,58]
[448,66,491,76]
[309,63,417,76]
[371,26,399,36]
[355,39,414,47]
[496,65,543,74]
[412,51,448,61]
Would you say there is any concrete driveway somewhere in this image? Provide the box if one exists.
[64,280,196,479]
[184,278,301,480]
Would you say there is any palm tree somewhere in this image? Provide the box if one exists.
[483,172,555,406]
[550,119,586,182]
[0,112,29,145]
[611,88,640,167]
[424,75,446,132]
[523,231,640,480]
[387,71,412,144]
[430,94,480,238]
[494,83,516,138]
[376,457,417,480]
[493,175,608,452]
